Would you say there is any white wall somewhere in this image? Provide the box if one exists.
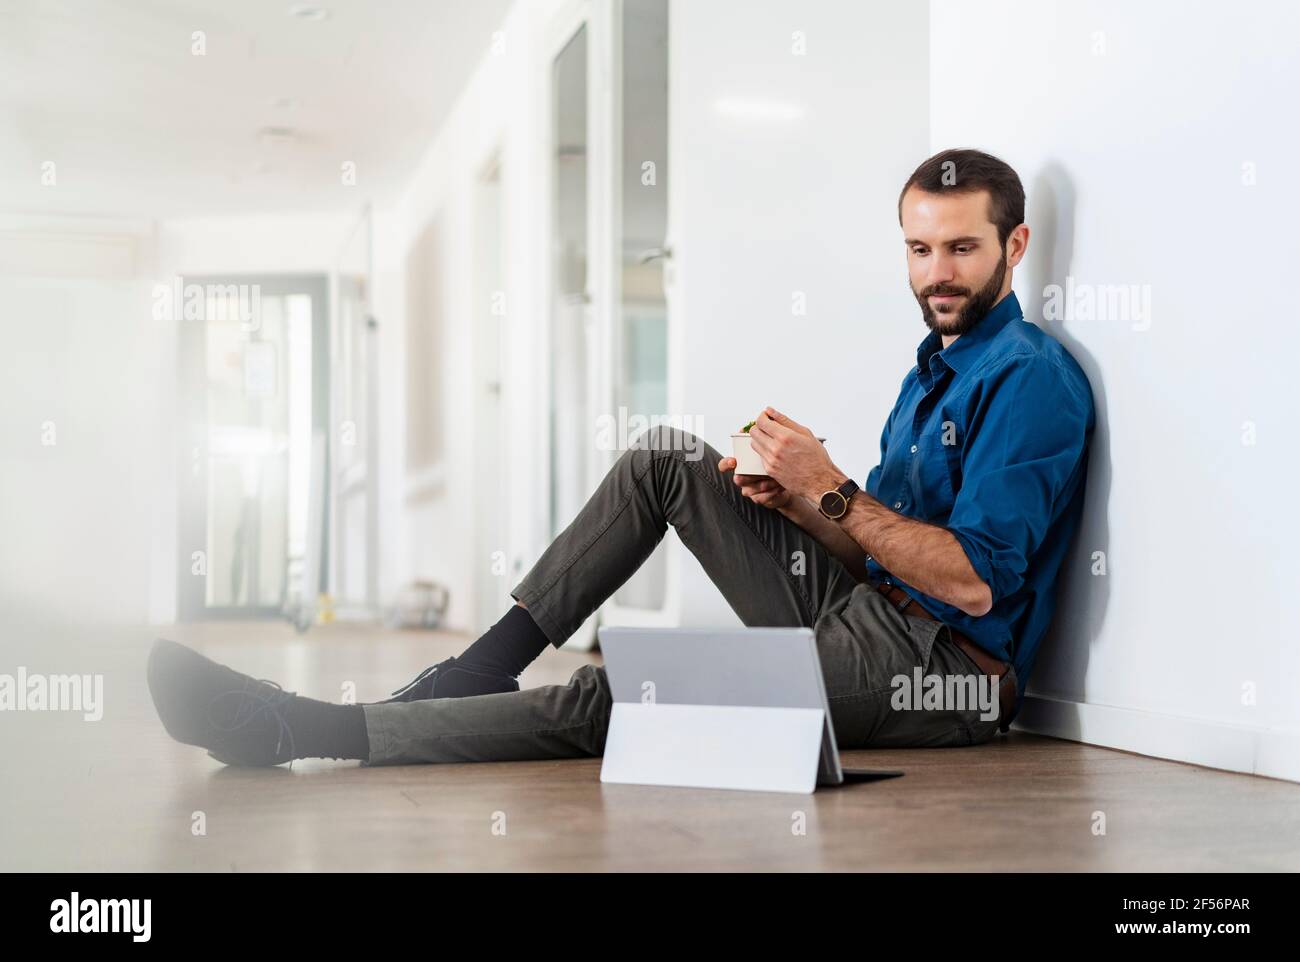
[930,0,1300,780]
[669,0,931,625]
[0,268,162,631]
[0,215,163,641]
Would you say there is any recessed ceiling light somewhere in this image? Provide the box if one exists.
[287,4,329,21]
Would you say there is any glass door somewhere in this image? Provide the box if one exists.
[177,275,328,620]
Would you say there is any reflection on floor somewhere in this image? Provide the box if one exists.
[2,620,1297,871]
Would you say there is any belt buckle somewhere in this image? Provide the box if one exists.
[875,580,911,613]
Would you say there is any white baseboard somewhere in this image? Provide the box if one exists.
[1014,693,1300,784]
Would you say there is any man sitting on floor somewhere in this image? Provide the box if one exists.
[147,148,1095,767]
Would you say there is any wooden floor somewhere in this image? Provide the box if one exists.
[3,620,1298,872]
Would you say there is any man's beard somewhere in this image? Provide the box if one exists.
[913,250,1008,337]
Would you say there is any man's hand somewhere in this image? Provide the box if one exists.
[747,407,844,501]
[717,456,794,511]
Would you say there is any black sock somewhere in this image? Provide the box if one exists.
[284,699,370,762]
[456,604,552,677]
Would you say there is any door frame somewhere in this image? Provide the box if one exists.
[330,207,379,620]
[471,146,513,632]
[175,272,330,621]
[596,0,680,630]
[541,0,601,649]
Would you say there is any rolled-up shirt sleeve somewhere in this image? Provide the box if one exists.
[946,354,1094,606]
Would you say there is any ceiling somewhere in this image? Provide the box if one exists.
[0,0,514,219]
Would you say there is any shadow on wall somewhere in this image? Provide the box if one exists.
[1022,161,1112,737]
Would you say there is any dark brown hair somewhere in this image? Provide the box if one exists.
[897,149,1025,248]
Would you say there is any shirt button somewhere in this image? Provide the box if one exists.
[893,501,902,509]
[910,444,918,453]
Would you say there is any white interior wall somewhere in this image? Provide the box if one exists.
[0,217,164,638]
[0,265,160,631]
[929,0,1299,781]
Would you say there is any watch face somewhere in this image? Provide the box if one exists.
[820,490,847,518]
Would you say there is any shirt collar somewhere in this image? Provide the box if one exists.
[914,290,1023,377]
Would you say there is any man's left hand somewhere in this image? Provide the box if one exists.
[748,407,845,502]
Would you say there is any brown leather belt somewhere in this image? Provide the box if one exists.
[873,581,1015,733]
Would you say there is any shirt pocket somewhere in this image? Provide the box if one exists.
[909,431,957,519]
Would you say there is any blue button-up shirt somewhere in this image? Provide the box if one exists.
[864,290,1095,707]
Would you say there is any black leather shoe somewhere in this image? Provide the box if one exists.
[373,656,519,704]
[147,638,298,767]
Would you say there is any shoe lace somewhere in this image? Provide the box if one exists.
[387,658,453,698]
[207,679,299,767]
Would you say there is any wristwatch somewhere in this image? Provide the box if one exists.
[818,478,859,520]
